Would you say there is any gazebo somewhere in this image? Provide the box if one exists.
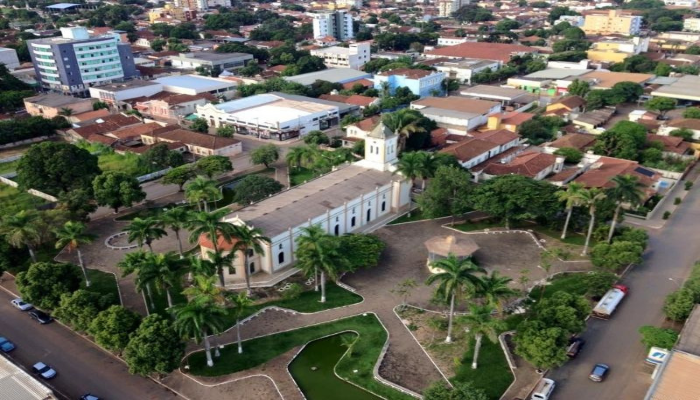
[424,235,479,274]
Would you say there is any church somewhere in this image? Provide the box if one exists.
[198,123,412,285]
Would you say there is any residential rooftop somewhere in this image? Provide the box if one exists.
[283,68,371,86]
[24,92,92,107]
[580,70,655,88]
[412,96,500,115]
[460,85,532,101]
[426,42,536,63]
[650,75,700,101]
[92,79,162,92]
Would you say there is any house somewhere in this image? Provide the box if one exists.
[133,92,216,120]
[573,108,617,133]
[574,156,661,197]
[629,110,659,123]
[587,37,650,63]
[24,93,95,118]
[141,128,242,157]
[342,115,381,147]
[545,96,586,120]
[440,129,521,169]
[544,133,598,153]
[89,80,164,109]
[410,96,501,133]
[460,85,537,110]
[646,134,694,157]
[373,68,446,98]
[576,70,655,90]
[473,148,564,182]
[659,119,700,140]
[485,112,535,133]
[65,114,142,142]
[310,42,371,69]
[432,59,501,85]
[425,42,537,64]
[319,94,380,109]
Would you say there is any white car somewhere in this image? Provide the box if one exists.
[32,362,56,379]
[11,298,33,311]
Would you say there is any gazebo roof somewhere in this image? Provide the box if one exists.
[424,235,479,257]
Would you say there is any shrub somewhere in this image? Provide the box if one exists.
[639,325,679,350]
[282,283,303,300]
[585,272,618,298]
[663,289,695,322]
[674,197,682,205]
[685,181,694,190]
[663,211,671,219]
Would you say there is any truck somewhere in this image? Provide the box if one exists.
[530,378,556,400]
[591,284,629,319]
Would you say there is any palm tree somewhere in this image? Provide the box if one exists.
[58,107,73,116]
[232,224,271,296]
[417,152,439,190]
[285,145,318,170]
[380,81,391,98]
[555,182,585,240]
[125,217,167,252]
[148,252,187,309]
[426,254,486,343]
[183,274,225,304]
[117,251,156,311]
[173,297,227,367]
[54,221,95,287]
[295,225,326,292]
[161,207,191,257]
[188,255,217,278]
[1,210,41,263]
[477,271,515,315]
[228,292,253,354]
[382,109,426,152]
[185,176,221,212]
[460,304,506,369]
[188,209,237,287]
[579,188,607,256]
[295,225,347,302]
[395,152,424,188]
[606,175,644,243]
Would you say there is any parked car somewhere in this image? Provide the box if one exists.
[589,363,610,382]
[28,310,53,324]
[0,337,15,352]
[32,362,56,379]
[530,378,555,400]
[11,298,33,311]
[567,337,585,358]
[80,395,101,400]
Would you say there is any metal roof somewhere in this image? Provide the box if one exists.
[0,357,55,400]
[45,3,80,9]
[283,68,371,86]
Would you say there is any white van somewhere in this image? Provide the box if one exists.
[531,378,556,400]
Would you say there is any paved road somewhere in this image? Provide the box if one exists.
[0,289,181,400]
[549,184,700,399]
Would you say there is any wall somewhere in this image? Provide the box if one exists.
[24,98,94,118]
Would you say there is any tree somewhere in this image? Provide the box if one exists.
[638,326,679,350]
[579,188,607,256]
[125,217,167,252]
[611,81,644,103]
[606,175,644,243]
[232,175,283,205]
[477,271,515,315]
[395,151,425,188]
[147,252,187,309]
[173,297,227,367]
[646,97,677,118]
[16,262,82,310]
[556,182,585,240]
[554,147,583,164]
[594,121,647,161]
[185,176,221,212]
[337,234,385,271]
[188,209,238,287]
[535,291,590,334]
[161,207,191,257]
[216,125,234,138]
[426,255,485,343]
[392,278,417,311]
[190,118,209,133]
[162,165,196,192]
[460,304,506,369]
[141,143,184,172]
[250,144,280,168]
[585,271,618,298]
[654,62,672,77]
[196,155,233,178]
[514,319,569,369]
[417,165,472,220]
[117,250,157,310]
[238,59,262,77]
[303,130,330,146]
[54,289,105,332]
[295,225,346,302]
[228,292,253,354]
[16,142,101,197]
[93,172,146,213]
[423,381,489,400]
[664,288,695,322]
[383,109,426,152]
[183,274,225,304]
[88,305,141,354]
[1,210,41,262]
[682,107,700,119]
[567,79,590,97]
[590,241,644,272]
[670,128,694,141]
[124,314,185,377]
[54,221,95,287]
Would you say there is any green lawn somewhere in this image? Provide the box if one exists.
[0,160,19,175]
[186,314,413,400]
[84,268,121,306]
[290,167,319,186]
[150,280,187,316]
[453,337,513,400]
[453,220,592,247]
[453,219,502,232]
[0,185,47,216]
[98,152,148,177]
[530,272,590,300]
[388,209,427,225]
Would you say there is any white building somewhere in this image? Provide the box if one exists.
[335,0,361,8]
[310,42,370,69]
[663,0,696,6]
[433,58,501,85]
[312,10,354,41]
[554,15,585,27]
[438,0,467,17]
[168,52,252,73]
[410,96,502,132]
[154,75,238,99]
[685,18,700,32]
[0,47,20,70]
[89,80,164,108]
[199,122,410,284]
[206,0,230,7]
[437,36,472,46]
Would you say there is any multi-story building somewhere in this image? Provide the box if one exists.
[148,3,197,23]
[168,52,253,73]
[28,27,139,96]
[373,68,446,98]
[312,10,354,41]
[685,18,700,32]
[438,0,466,18]
[433,58,501,85]
[174,0,207,11]
[310,42,370,69]
[587,37,650,63]
[0,47,20,70]
[582,10,643,36]
[663,0,696,6]
[554,15,585,27]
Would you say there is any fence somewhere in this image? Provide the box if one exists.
[0,154,22,164]
[136,167,172,183]
[0,136,50,150]
[0,176,58,202]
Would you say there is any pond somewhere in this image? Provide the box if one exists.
[288,333,381,400]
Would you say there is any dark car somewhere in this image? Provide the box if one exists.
[589,363,610,382]
[567,338,585,358]
[28,310,53,324]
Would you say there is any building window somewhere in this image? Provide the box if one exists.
[334,225,339,236]
[351,216,356,227]
[278,243,283,249]
[278,252,284,264]
[249,262,255,273]
[381,201,386,212]
[367,209,371,222]
[247,249,254,257]
[228,266,236,275]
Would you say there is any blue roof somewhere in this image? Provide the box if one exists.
[46,3,80,9]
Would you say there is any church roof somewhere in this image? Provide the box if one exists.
[367,122,395,139]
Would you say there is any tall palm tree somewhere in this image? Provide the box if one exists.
[380,81,391,98]
[188,209,237,287]
[382,109,426,152]
[460,304,506,369]
[125,217,167,252]
[161,207,191,257]
[148,251,187,309]
[188,255,217,278]
[183,274,225,304]
[555,182,585,240]
[295,225,326,292]
[606,175,644,243]
[285,145,318,170]
[477,271,516,315]
[228,292,253,354]
[395,152,424,188]
[579,188,607,256]
[173,297,227,367]
[426,254,486,343]
[417,152,439,190]
[232,225,271,296]
[185,176,221,212]
[54,221,95,287]
[117,251,156,311]
[1,210,41,263]
[295,225,347,302]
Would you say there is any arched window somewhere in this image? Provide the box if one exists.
[249,262,255,273]
[278,252,284,264]
[367,209,371,222]
[334,225,339,236]
[381,201,386,212]
[351,216,356,227]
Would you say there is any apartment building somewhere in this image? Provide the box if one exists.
[587,37,650,63]
[582,10,642,36]
[312,10,354,41]
[310,42,370,69]
[438,0,466,18]
[28,27,139,96]
[373,68,446,98]
[684,18,700,32]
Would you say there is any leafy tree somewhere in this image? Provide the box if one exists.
[654,62,673,77]
[233,175,283,204]
[295,225,348,303]
[646,97,677,118]
[196,155,233,178]
[518,117,563,145]
[594,121,648,161]
[670,128,694,141]
[590,241,643,272]
[125,217,167,252]
[612,54,657,73]
[173,297,227,367]
[185,176,221,212]
[605,174,644,242]
[452,5,494,22]
[88,305,142,354]
[162,165,196,191]
[535,291,590,334]
[16,142,100,197]
[57,188,98,221]
[585,271,618,298]
[1,210,41,262]
[93,172,146,213]
[418,165,472,219]
[337,234,385,271]
[303,130,330,146]
[190,118,209,133]
[664,288,695,322]
[639,326,678,350]
[216,125,234,138]
[567,79,590,97]
[552,39,590,53]
[423,381,489,400]
[611,81,644,103]
[554,147,583,164]
[460,305,506,369]
[16,262,82,310]
[54,221,95,287]
[250,144,280,168]
[514,319,569,369]
[54,289,106,332]
[683,107,700,119]
[616,227,649,250]
[124,314,185,377]
[141,143,184,172]
[426,255,485,343]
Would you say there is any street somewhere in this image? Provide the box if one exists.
[549,184,700,399]
[0,289,181,400]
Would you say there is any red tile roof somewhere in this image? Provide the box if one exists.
[647,134,691,155]
[472,129,520,146]
[500,111,535,127]
[441,138,499,162]
[482,151,557,178]
[426,42,536,63]
[574,156,660,194]
[198,233,238,251]
[343,79,374,89]
[548,133,597,150]
[349,116,382,132]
